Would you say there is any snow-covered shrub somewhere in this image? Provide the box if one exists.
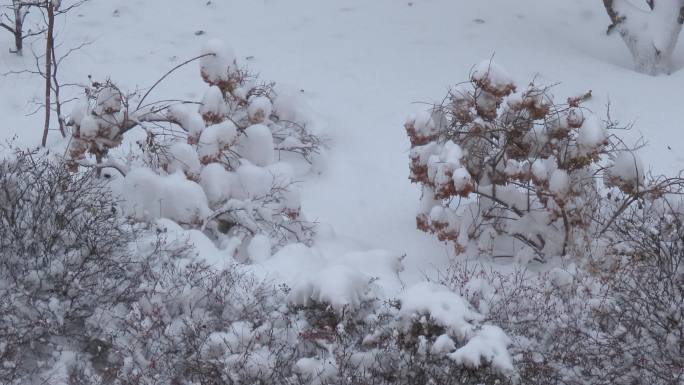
[289,278,513,385]
[407,60,682,262]
[442,199,684,385]
[0,151,502,384]
[0,151,290,384]
[87,252,516,385]
[408,61,684,383]
[89,240,299,385]
[592,196,684,384]
[0,149,135,384]
[441,264,599,385]
[0,151,513,385]
[66,39,320,257]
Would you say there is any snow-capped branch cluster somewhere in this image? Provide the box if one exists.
[407,60,684,262]
[406,61,684,384]
[67,39,320,167]
[65,39,321,257]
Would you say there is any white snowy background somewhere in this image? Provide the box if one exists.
[2,1,683,383]
[1,0,682,332]
[3,1,682,281]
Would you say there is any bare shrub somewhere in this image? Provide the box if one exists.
[593,196,684,384]
[0,148,134,383]
[0,149,295,384]
[441,197,684,385]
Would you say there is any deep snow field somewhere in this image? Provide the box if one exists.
[1,0,683,289]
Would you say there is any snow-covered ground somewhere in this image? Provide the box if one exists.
[2,0,683,287]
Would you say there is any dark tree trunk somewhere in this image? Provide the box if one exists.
[41,1,55,147]
[13,3,23,54]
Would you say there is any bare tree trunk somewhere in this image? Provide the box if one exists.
[603,0,684,75]
[41,1,55,147]
[12,1,23,54]
[50,35,66,137]
[1,1,25,54]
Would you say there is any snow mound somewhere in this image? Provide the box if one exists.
[239,124,275,166]
[290,265,372,311]
[396,283,513,373]
[609,151,645,186]
[168,104,206,139]
[398,282,482,337]
[235,161,292,198]
[255,240,404,307]
[471,60,515,93]
[247,96,273,124]
[79,115,99,139]
[197,120,238,160]
[247,234,272,263]
[199,86,228,121]
[531,158,551,181]
[121,168,211,223]
[165,141,201,176]
[577,114,607,152]
[200,38,237,84]
[549,169,570,197]
[448,325,513,373]
[295,357,337,385]
[199,163,235,205]
[151,218,234,268]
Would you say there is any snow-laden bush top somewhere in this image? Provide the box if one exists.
[66,39,321,260]
[407,60,684,262]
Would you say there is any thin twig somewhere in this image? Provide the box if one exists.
[135,53,215,111]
